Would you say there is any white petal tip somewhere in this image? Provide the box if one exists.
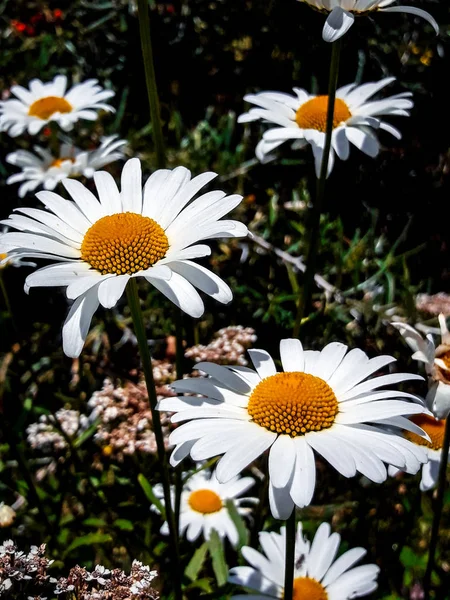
[322,7,355,43]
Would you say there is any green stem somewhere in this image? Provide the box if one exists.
[126,279,182,600]
[0,272,17,332]
[423,413,450,599]
[137,0,166,169]
[283,509,297,600]
[292,38,342,338]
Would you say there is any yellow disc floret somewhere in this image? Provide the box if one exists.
[188,489,223,514]
[80,212,169,275]
[290,577,328,600]
[247,372,338,437]
[50,157,75,168]
[296,96,351,132]
[405,414,446,451]
[28,96,73,120]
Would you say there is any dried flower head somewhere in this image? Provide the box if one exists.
[416,293,450,317]
[185,326,256,366]
[0,540,54,595]
[87,378,173,460]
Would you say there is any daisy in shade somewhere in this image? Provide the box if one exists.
[392,317,450,419]
[155,469,257,546]
[0,158,247,358]
[229,521,379,599]
[0,76,115,137]
[297,1,438,43]
[389,414,449,491]
[158,338,429,519]
[6,136,127,197]
[238,77,412,177]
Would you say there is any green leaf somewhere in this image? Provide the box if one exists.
[113,518,134,531]
[207,529,228,587]
[185,542,209,581]
[225,499,249,549]
[137,473,165,518]
[400,546,426,569]
[64,533,113,556]
[82,517,107,528]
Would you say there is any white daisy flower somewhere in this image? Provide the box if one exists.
[229,521,379,599]
[6,136,127,197]
[0,75,115,137]
[158,338,429,519]
[0,158,247,358]
[0,227,36,270]
[297,1,438,43]
[155,469,257,546]
[389,414,449,491]
[238,77,412,177]
[392,317,450,419]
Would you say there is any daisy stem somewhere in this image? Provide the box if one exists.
[126,278,182,600]
[0,273,16,331]
[284,509,297,600]
[423,413,450,598]
[292,38,342,338]
[137,0,166,170]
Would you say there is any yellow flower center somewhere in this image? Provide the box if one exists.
[295,97,351,132]
[0,253,7,261]
[80,212,169,275]
[404,414,446,451]
[288,577,328,600]
[439,350,450,370]
[50,157,75,168]
[188,489,223,514]
[247,372,338,437]
[28,96,73,120]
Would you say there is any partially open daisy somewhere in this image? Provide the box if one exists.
[6,136,127,197]
[238,77,412,177]
[0,158,246,358]
[393,317,450,418]
[0,76,115,137]
[158,338,429,519]
[389,414,449,491]
[155,469,257,545]
[297,1,438,43]
[229,521,379,599]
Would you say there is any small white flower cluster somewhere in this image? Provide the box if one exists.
[26,409,89,453]
[53,561,158,599]
[0,540,54,595]
[0,540,158,599]
[185,325,257,366]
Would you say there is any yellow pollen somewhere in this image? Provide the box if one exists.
[247,372,338,437]
[0,253,7,261]
[188,489,223,514]
[50,157,75,168]
[287,577,328,600]
[439,350,450,370]
[80,212,169,275]
[28,96,73,120]
[404,414,446,451]
[295,97,351,132]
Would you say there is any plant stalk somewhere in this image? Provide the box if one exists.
[293,38,342,337]
[283,509,297,600]
[423,413,450,598]
[126,279,182,600]
[137,0,166,169]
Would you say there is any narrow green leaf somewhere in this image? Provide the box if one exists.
[137,473,165,518]
[113,518,134,531]
[185,541,209,581]
[207,529,228,587]
[225,499,249,549]
[83,517,107,528]
[64,533,112,556]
